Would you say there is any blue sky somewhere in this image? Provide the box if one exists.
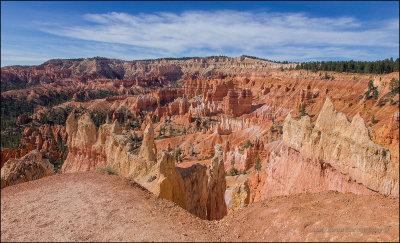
[1,1,399,66]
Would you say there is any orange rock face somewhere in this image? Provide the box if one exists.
[283,98,398,196]
[248,141,376,204]
[222,89,252,117]
[21,125,67,160]
[1,145,35,168]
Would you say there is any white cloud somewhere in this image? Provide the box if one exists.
[5,10,399,64]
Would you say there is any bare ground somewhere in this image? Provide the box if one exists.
[1,172,399,242]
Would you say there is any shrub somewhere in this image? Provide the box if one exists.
[368,80,374,90]
[98,166,118,175]
[298,103,307,116]
[254,157,262,171]
[377,99,386,107]
[321,72,330,80]
[371,115,378,124]
[230,166,239,176]
[243,140,253,149]
[389,78,399,93]
[365,81,378,100]
[174,147,182,163]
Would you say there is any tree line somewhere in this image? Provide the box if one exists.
[295,58,399,74]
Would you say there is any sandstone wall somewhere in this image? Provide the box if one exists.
[282,98,399,197]
[249,141,376,203]
[159,144,227,220]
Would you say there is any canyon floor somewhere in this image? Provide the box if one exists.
[1,172,398,242]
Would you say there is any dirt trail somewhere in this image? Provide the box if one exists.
[217,192,399,242]
[1,172,221,242]
[1,172,399,242]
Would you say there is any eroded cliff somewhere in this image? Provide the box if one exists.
[283,98,398,196]
[61,112,227,220]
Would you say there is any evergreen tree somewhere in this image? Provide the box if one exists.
[254,157,262,171]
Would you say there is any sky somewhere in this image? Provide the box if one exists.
[1,1,399,67]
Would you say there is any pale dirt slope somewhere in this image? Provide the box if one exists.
[1,172,399,242]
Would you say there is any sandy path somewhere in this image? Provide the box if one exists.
[216,192,399,242]
[1,172,221,242]
[1,172,399,242]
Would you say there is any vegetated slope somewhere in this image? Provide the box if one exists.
[1,172,399,242]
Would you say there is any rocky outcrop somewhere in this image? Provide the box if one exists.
[206,144,228,220]
[158,151,186,208]
[22,125,67,158]
[62,112,122,173]
[231,179,250,211]
[296,88,319,105]
[222,89,252,117]
[152,88,184,106]
[62,112,158,183]
[130,122,158,182]
[62,112,227,220]
[214,116,251,136]
[374,111,400,162]
[248,141,375,203]
[1,145,35,168]
[176,163,209,219]
[1,150,54,188]
[158,144,227,220]
[283,98,398,197]
[223,138,265,173]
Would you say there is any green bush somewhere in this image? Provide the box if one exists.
[98,166,118,175]
[254,157,262,171]
[389,78,399,93]
[298,103,307,116]
[243,140,253,149]
[229,166,239,176]
[174,147,182,163]
[365,80,378,100]
[371,115,378,124]
[377,99,386,107]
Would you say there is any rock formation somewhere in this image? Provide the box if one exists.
[1,56,294,88]
[157,151,186,208]
[21,125,67,159]
[176,163,209,219]
[283,98,398,196]
[248,141,376,203]
[221,89,252,117]
[231,179,250,211]
[1,145,35,168]
[158,145,227,220]
[62,112,227,220]
[206,144,228,220]
[1,150,54,188]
